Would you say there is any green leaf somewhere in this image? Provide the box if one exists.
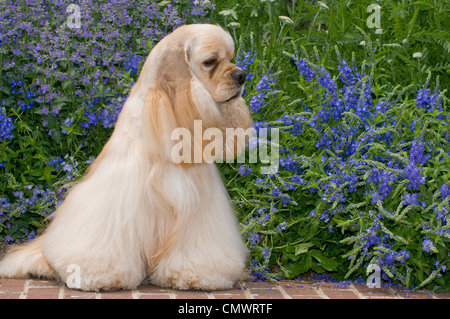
[309,250,339,272]
[51,130,62,144]
[284,253,313,279]
[295,242,314,255]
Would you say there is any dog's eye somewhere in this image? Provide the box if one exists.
[203,59,217,67]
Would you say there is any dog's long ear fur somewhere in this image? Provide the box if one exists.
[141,40,200,162]
[220,98,254,160]
[142,82,178,160]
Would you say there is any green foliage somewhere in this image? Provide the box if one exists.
[214,0,450,290]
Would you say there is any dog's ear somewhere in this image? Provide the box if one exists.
[142,82,178,160]
[142,42,201,163]
[220,97,254,161]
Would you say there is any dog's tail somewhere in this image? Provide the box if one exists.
[0,237,55,279]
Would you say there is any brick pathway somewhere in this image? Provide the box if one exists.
[0,278,448,299]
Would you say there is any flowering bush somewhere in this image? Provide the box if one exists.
[229,43,449,289]
[1,0,449,290]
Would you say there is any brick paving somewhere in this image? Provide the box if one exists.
[0,278,449,299]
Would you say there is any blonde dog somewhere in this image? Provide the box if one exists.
[0,24,253,291]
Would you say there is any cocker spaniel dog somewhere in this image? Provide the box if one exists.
[0,24,253,291]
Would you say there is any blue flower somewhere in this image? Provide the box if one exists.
[235,50,255,82]
[404,163,425,190]
[262,247,271,261]
[61,117,75,134]
[278,113,305,136]
[409,139,426,165]
[255,177,266,188]
[403,193,419,206]
[368,168,398,203]
[46,157,63,169]
[440,182,450,199]
[255,207,270,225]
[249,73,277,113]
[371,191,382,205]
[337,59,360,85]
[317,67,338,98]
[416,87,442,113]
[320,212,330,223]
[375,100,390,114]
[123,53,142,75]
[267,186,295,207]
[397,250,410,264]
[293,57,315,82]
[275,221,287,233]
[98,97,124,129]
[238,164,252,176]
[291,175,304,185]
[247,232,260,247]
[422,237,436,253]
[362,222,383,250]
[5,235,14,244]
[367,167,381,183]
[279,155,302,173]
[0,108,14,142]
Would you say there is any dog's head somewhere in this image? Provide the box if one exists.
[184,25,246,104]
[134,24,253,163]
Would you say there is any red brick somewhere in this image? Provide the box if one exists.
[26,287,60,299]
[137,284,170,294]
[352,284,396,298]
[399,291,434,299]
[244,281,278,289]
[28,279,60,288]
[281,281,322,299]
[433,291,450,299]
[136,284,173,299]
[139,293,172,299]
[317,283,359,299]
[391,287,441,299]
[173,290,209,299]
[251,289,284,299]
[100,289,133,299]
[0,279,26,292]
[321,288,358,299]
[0,291,21,299]
[64,288,97,299]
[212,288,247,299]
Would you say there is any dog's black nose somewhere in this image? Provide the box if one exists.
[231,70,247,85]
